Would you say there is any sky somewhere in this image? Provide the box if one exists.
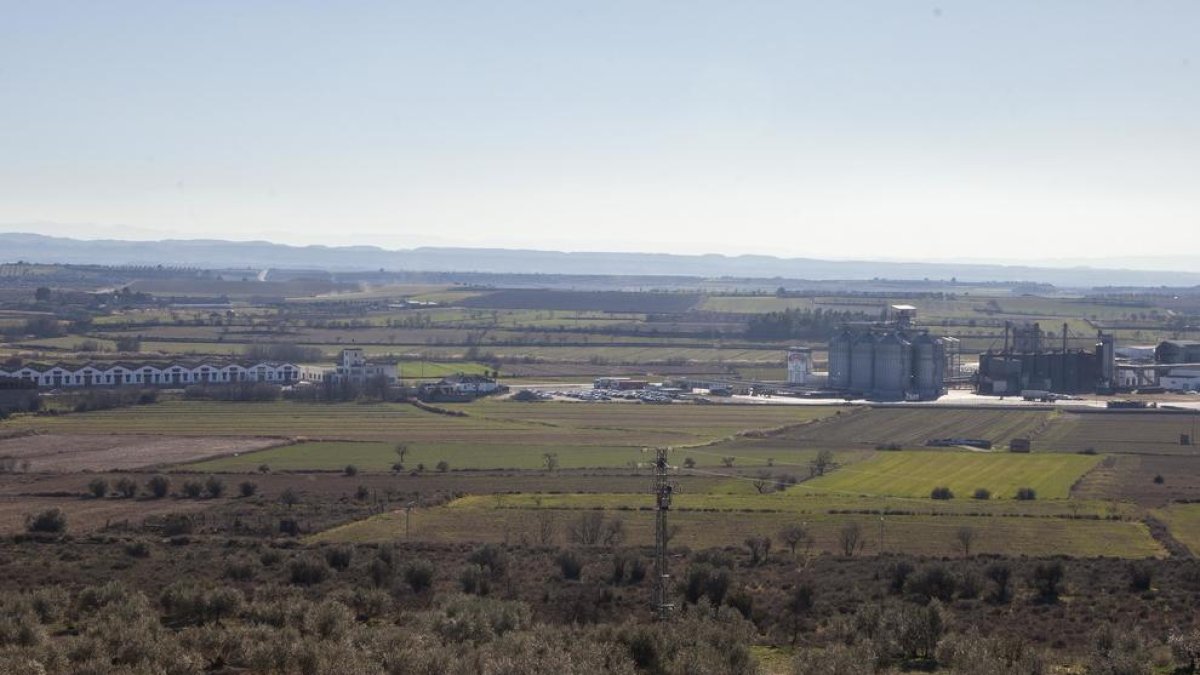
[2,1,1199,262]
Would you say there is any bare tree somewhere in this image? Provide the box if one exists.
[568,511,624,547]
[955,525,977,557]
[535,511,557,546]
[394,443,409,468]
[839,521,864,557]
[721,456,736,468]
[779,524,810,556]
[752,470,775,494]
[745,535,772,565]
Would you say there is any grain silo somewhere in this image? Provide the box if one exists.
[828,328,853,389]
[872,332,912,399]
[850,331,876,392]
[912,333,946,400]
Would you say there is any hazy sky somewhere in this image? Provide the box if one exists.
[2,1,1198,261]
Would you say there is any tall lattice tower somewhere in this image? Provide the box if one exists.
[652,446,675,621]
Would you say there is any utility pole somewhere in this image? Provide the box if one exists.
[653,446,675,621]
[878,515,885,555]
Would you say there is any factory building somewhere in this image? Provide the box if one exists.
[976,323,1115,395]
[1155,340,1200,364]
[827,306,947,400]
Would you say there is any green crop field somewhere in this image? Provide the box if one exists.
[719,407,1053,449]
[803,450,1102,499]
[1154,503,1200,556]
[448,490,1138,519]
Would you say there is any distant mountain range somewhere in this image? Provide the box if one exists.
[1,232,1198,288]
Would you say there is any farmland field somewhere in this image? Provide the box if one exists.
[3,400,842,470]
[1153,503,1200,556]
[727,407,1054,449]
[315,502,1162,558]
[1035,410,1200,454]
[803,450,1102,499]
[0,434,285,471]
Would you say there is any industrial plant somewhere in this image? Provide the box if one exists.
[826,305,953,401]
[975,323,1114,396]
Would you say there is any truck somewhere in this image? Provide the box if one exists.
[1021,389,1054,402]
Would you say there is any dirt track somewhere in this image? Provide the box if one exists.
[0,434,286,472]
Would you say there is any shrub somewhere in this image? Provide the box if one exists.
[683,457,696,468]
[1030,561,1064,603]
[611,554,627,584]
[343,464,358,477]
[556,550,583,580]
[259,549,283,567]
[160,514,194,536]
[1015,487,1037,500]
[888,561,914,594]
[404,559,435,592]
[288,554,331,586]
[258,463,271,474]
[238,480,258,498]
[1127,563,1152,592]
[972,488,991,500]
[629,557,647,584]
[1154,474,1165,484]
[467,544,509,578]
[930,486,954,500]
[115,476,138,498]
[355,484,370,501]
[280,487,301,507]
[87,478,109,499]
[436,460,450,473]
[124,540,151,558]
[906,565,957,603]
[146,475,170,499]
[324,545,354,571]
[182,480,204,499]
[460,564,491,595]
[985,563,1012,603]
[25,508,67,534]
[224,557,256,581]
[204,476,226,498]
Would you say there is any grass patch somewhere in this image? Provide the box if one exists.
[804,450,1102,500]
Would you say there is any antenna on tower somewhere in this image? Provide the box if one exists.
[652,446,675,621]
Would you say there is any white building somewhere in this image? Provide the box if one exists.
[298,348,398,385]
[0,359,300,388]
[1160,368,1200,392]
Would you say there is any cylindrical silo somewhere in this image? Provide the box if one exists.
[850,330,876,392]
[913,333,937,399]
[828,329,853,389]
[872,332,910,399]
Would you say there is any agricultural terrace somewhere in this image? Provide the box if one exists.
[315,498,1162,558]
[802,450,1102,500]
[1153,503,1200,556]
[734,407,1053,449]
[1035,410,1200,454]
[3,400,841,470]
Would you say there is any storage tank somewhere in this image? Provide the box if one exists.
[872,332,911,399]
[912,334,945,400]
[850,330,876,392]
[828,329,853,389]
[786,347,813,385]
